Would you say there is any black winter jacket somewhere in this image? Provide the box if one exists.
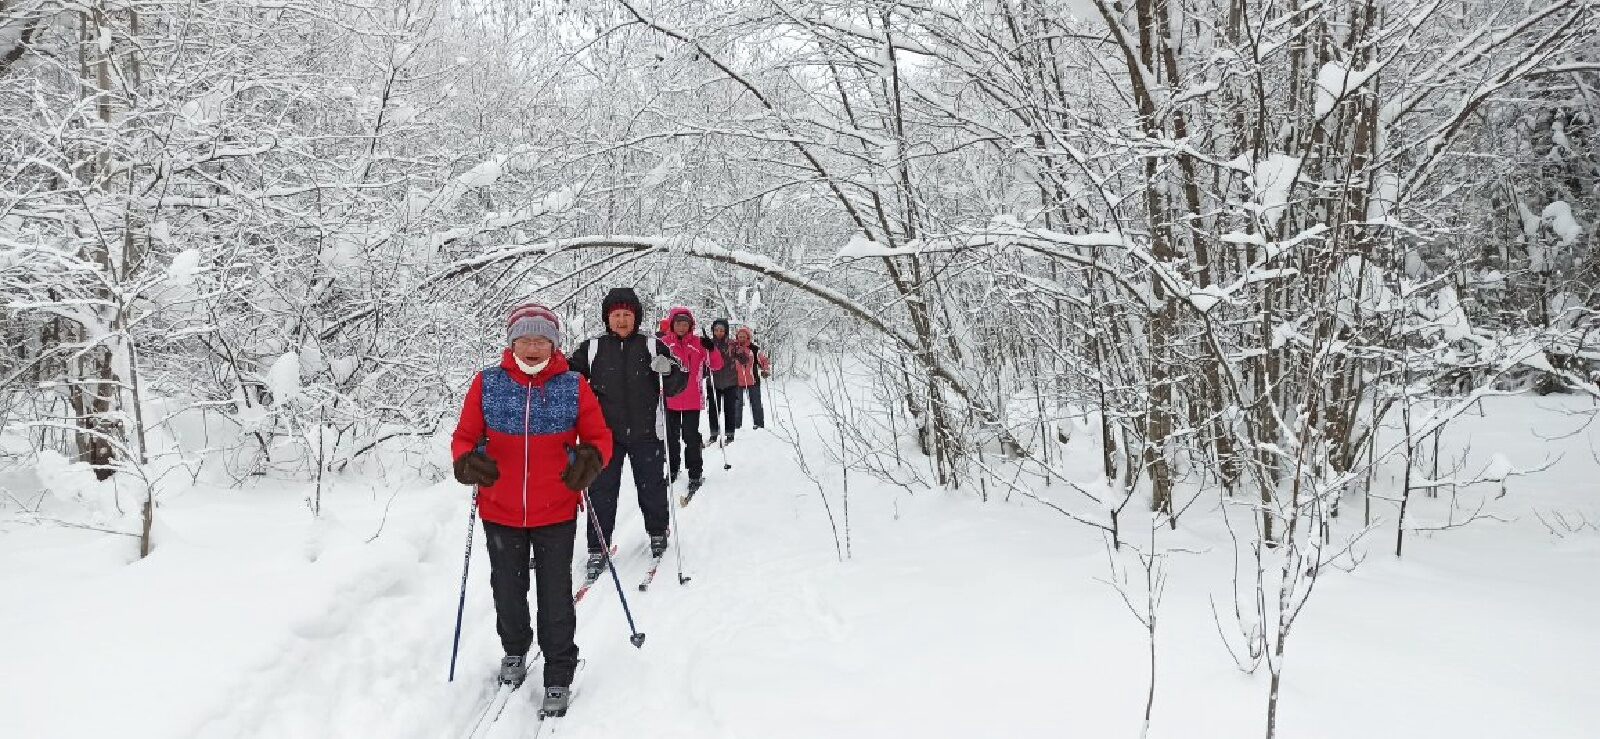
[569,331,689,443]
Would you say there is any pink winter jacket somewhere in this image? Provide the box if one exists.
[659,307,723,412]
[733,327,771,388]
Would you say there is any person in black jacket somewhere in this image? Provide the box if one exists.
[568,288,688,581]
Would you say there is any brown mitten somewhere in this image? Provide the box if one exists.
[561,443,605,492]
[454,451,500,486]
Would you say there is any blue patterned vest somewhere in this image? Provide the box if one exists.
[479,368,581,436]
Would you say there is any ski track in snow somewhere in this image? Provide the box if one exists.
[3,391,1599,737]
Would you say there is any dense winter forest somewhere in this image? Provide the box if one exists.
[3,0,1597,737]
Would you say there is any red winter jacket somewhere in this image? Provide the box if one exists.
[451,350,614,528]
[658,307,723,412]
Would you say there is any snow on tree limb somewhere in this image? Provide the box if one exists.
[384,234,1026,426]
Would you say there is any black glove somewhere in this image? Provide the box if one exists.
[562,443,605,492]
[699,336,714,349]
[454,451,500,487]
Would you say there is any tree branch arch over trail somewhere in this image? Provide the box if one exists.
[408,234,975,398]
[320,230,1142,509]
[317,228,1162,475]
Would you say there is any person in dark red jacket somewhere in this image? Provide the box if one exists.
[704,319,742,444]
[451,303,612,713]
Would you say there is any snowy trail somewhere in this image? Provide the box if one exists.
[173,390,1120,738]
[489,416,1125,738]
[4,391,1599,737]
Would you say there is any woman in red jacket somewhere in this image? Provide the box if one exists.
[451,303,612,716]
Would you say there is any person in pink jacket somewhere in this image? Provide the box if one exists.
[733,326,772,429]
[658,306,723,493]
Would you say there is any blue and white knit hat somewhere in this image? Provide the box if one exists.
[506,303,561,345]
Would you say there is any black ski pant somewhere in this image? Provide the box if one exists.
[586,437,669,553]
[706,385,742,437]
[743,383,765,428]
[665,409,704,480]
[482,518,580,687]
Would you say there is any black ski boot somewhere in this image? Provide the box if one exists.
[584,551,605,583]
[540,686,570,717]
[681,477,706,506]
[649,534,669,558]
[499,655,527,687]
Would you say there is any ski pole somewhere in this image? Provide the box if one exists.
[717,390,732,470]
[580,488,647,648]
[706,375,721,442]
[448,488,479,682]
[666,461,691,586]
[758,382,767,430]
[654,375,690,588]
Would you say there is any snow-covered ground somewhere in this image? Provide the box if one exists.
[2,388,1597,738]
